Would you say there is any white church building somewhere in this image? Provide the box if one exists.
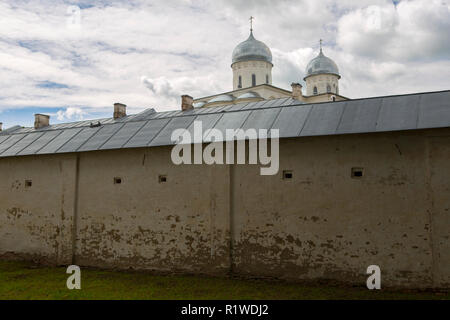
[192,25,348,109]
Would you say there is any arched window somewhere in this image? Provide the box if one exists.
[238,76,242,88]
[327,84,331,93]
[252,74,256,86]
[266,74,269,84]
[313,86,318,95]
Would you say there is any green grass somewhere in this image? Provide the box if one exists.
[0,260,448,300]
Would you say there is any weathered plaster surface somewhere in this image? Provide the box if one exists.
[0,129,449,288]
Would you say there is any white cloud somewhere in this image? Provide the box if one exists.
[141,76,176,98]
[337,0,450,61]
[56,107,87,121]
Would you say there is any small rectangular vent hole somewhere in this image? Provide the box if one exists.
[114,177,122,184]
[25,180,32,188]
[283,170,293,180]
[159,175,167,183]
[351,168,364,178]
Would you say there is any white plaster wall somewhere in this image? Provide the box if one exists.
[306,74,339,96]
[232,60,272,90]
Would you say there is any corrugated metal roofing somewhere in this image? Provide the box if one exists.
[0,90,449,158]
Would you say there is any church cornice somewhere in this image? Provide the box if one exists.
[194,84,292,102]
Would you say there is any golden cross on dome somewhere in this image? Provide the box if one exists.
[250,16,254,32]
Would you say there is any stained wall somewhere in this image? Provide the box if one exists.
[0,129,449,288]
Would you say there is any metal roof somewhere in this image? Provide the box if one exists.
[0,90,449,158]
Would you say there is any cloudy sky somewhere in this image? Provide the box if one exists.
[0,0,449,128]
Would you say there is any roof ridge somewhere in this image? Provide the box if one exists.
[1,89,449,137]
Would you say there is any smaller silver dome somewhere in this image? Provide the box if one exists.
[208,94,235,103]
[304,49,340,80]
[236,91,261,99]
[193,101,206,108]
[232,31,272,65]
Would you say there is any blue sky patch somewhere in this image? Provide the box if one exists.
[36,81,70,89]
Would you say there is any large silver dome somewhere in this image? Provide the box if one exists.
[304,49,340,79]
[232,31,272,65]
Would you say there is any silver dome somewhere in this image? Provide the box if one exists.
[208,94,235,103]
[232,31,272,65]
[193,101,206,108]
[304,49,340,79]
[236,91,261,99]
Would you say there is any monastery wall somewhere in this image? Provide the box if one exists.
[231,132,450,288]
[0,154,76,265]
[0,129,449,288]
[74,147,231,273]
